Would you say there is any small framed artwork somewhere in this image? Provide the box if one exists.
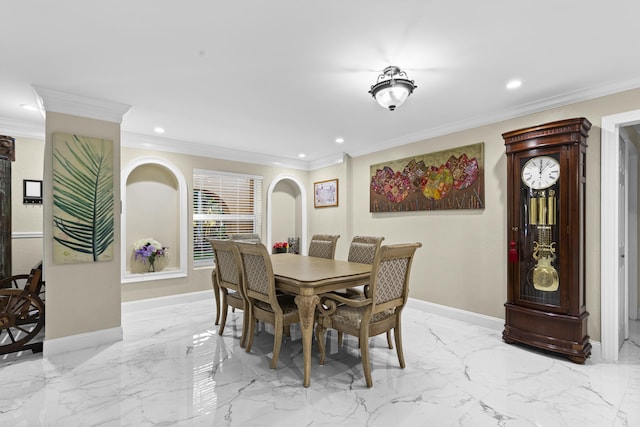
[23,179,43,204]
[314,178,339,208]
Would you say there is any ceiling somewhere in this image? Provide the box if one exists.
[2,1,640,170]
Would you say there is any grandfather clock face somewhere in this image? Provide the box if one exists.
[518,152,562,306]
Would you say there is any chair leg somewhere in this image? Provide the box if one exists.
[240,309,248,348]
[271,318,283,369]
[360,328,373,387]
[386,330,393,349]
[212,280,220,326]
[218,294,228,336]
[245,308,256,353]
[394,318,405,369]
[315,324,327,365]
[338,331,343,346]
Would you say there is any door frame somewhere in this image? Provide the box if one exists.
[601,109,640,361]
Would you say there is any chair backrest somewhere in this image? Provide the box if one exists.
[348,236,384,265]
[229,233,261,243]
[208,239,242,291]
[308,234,340,259]
[235,241,278,307]
[368,243,422,312]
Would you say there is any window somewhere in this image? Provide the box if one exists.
[193,169,263,265]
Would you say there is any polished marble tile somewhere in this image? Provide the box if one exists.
[1,296,639,426]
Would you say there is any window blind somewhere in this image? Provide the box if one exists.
[192,169,263,265]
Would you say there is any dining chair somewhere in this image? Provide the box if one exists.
[229,233,261,243]
[308,234,340,259]
[235,241,300,369]
[315,242,422,387]
[208,239,248,347]
[334,235,385,345]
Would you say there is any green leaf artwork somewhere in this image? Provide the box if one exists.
[53,133,114,263]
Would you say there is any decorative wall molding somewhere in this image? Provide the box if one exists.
[33,86,131,124]
[11,231,43,239]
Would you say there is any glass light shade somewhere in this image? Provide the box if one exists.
[369,66,417,111]
[374,83,411,111]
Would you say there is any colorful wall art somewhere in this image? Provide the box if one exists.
[53,133,114,263]
[370,142,484,212]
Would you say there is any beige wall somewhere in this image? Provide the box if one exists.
[120,146,309,302]
[43,112,122,340]
[11,137,44,274]
[271,179,300,245]
[125,163,180,273]
[349,87,640,341]
[308,158,350,259]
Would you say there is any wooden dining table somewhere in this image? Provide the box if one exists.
[270,253,372,387]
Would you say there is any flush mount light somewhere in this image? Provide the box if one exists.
[154,127,165,134]
[335,137,344,144]
[506,79,522,90]
[368,66,417,111]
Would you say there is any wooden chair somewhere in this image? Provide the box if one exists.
[0,261,45,355]
[315,243,422,387]
[308,234,340,259]
[208,239,247,346]
[235,241,300,369]
[335,235,385,345]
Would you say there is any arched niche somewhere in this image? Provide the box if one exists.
[267,175,307,255]
[121,157,188,283]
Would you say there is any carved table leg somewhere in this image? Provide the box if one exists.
[294,294,320,387]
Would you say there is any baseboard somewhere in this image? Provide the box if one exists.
[122,290,213,314]
[44,326,123,358]
[407,298,504,332]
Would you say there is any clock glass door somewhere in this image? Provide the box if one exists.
[517,152,562,308]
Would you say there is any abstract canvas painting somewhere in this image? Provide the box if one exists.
[370,143,484,212]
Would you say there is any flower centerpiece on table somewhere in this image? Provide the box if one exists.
[134,238,168,272]
[272,241,288,254]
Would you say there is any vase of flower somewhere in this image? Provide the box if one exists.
[272,241,288,254]
[134,238,168,273]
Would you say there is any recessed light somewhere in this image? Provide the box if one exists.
[20,104,39,111]
[298,153,306,158]
[335,137,344,144]
[154,127,165,134]
[506,79,522,90]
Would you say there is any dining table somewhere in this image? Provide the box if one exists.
[270,253,372,387]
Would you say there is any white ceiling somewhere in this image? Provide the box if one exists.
[2,1,640,169]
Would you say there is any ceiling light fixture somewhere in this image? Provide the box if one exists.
[368,66,417,111]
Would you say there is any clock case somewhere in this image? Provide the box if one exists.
[502,118,592,363]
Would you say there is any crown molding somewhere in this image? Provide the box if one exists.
[0,116,44,140]
[349,77,640,158]
[121,131,321,171]
[32,85,131,124]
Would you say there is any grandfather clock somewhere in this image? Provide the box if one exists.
[502,118,591,363]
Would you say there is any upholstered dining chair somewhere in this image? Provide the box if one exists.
[308,234,340,259]
[315,242,422,387]
[334,235,385,345]
[208,239,247,347]
[235,241,300,369]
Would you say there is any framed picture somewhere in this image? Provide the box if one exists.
[314,178,339,208]
[23,179,43,204]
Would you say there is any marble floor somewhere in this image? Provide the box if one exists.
[1,295,639,427]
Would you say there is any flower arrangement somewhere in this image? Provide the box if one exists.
[272,241,288,253]
[134,238,168,272]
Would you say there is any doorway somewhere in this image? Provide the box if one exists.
[601,110,640,361]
